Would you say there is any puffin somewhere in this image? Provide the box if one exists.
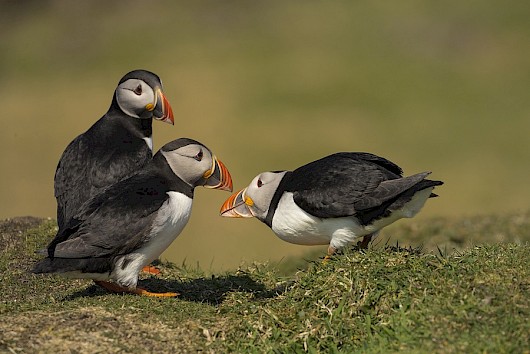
[54,69,174,233]
[33,138,232,297]
[220,152,443,258]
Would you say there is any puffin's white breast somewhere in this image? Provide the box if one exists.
[143,135,153,151]
[271,192,365,246]
[141,191,193,261]
[111,191,193,288]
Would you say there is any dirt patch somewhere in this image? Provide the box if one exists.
[0,307,207,353]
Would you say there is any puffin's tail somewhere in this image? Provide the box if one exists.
[32,258,70,274]
[355,173,442,225]
[32,257,112,274]
[398,176,443,202]
[390,176,443,218]
[418,178,444,198]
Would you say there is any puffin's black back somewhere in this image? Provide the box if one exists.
[266,152,442,225]
[54,71,160,230]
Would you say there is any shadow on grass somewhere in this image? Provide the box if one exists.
[164,274,288,304]
[64,273,287,305]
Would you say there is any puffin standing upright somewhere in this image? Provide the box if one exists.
[34,138,232,297]
[54,69,174,232]
[220,152,443,258]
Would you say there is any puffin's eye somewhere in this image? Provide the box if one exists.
[133,84,142,95]
[257,179,263,188]
[194,149,203,161]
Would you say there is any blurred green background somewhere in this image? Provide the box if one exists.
[1,1,529,270]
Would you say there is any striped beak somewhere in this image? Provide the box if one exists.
[220,189,254,218]
[203,156,233,192]
[152,87,174,125]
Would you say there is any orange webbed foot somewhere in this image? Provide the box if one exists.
[322,245,337,264]
[134,287,179,298]
[142,265,161,275]
[94,281,178,298]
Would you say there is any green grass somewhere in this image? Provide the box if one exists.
[1,213,528,353]
[223,244,529,353]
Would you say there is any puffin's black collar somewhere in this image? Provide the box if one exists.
[263,172,292,228]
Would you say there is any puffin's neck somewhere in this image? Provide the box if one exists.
[262,172,292,228]
[106,97,153,139]
[152,152,195,199]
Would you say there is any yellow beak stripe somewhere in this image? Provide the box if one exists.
[245,196,254,207]
[203,156,217,179]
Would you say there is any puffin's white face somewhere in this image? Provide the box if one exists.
[162,143,232,191]
[115,79,156,119]
[220,171,288,220]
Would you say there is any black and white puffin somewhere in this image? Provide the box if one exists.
[220,152,443,258]
[34,138,232,297]
[54,69,174,232]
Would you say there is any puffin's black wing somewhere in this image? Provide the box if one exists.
[54,118,152,230]
[50,171,170,259]
[54,135,91,229]
[286,152,426,218]
[334,152,404,176]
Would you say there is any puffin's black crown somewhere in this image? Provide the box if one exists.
[118,69,162,88]
[160,138,205,152]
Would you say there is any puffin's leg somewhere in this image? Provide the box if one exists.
[142,265,161,275]
[323,245,337,263]
[358,236,371,249]
[357,233,374,249]
[94,281,179,298]
[94,280,132,294]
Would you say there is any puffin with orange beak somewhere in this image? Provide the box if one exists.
[34,138,232,297]
[54,69,175,233]
[221,152,442,259]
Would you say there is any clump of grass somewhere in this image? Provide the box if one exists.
[0,214,528,353]
[219,244,529,352]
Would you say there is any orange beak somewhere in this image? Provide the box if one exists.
[204,157,233,192]
[220,189,254,218]
[153,88,174,125]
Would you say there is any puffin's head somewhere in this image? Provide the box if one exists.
[220,171,288,220]
[160,138,232,191]
[115,69,174,124]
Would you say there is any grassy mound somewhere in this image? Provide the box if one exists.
[222,244,529,352]
[0,213,528,353]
